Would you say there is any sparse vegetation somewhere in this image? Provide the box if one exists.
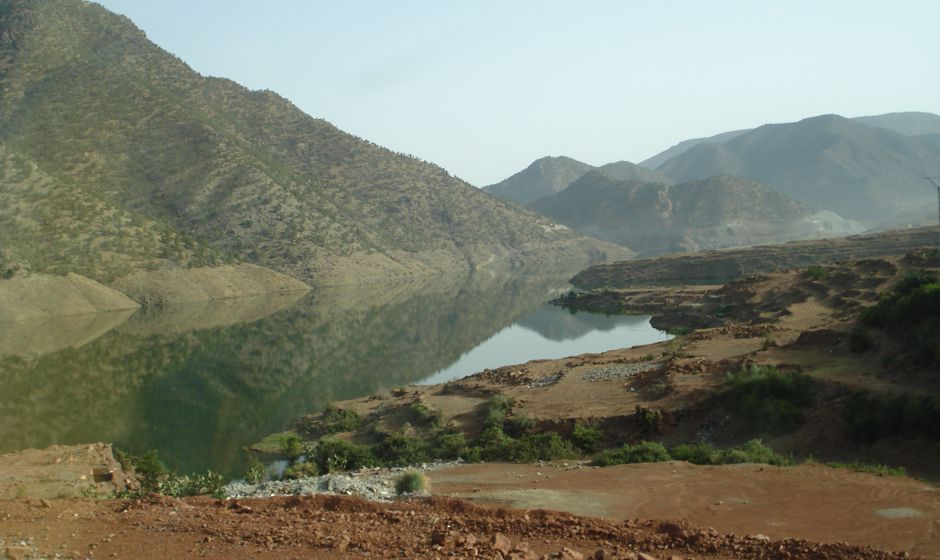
[113,449,226,498]
[593,439,790,467]
[805,265,828,280]
[394,469,429,494]
[842,390,940,442]
[571,422,602,453]
[858,270,940,367]
[716,365,817,435]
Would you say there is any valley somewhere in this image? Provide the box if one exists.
[1,0,939,558]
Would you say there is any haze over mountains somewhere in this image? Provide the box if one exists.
[483,157,669,205]
[487,111,938,255]
[531,174,859,256]
[0,0,624,290]
[655,114,939,223]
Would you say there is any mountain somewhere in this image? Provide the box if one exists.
[592,161,670,184]
[853,111,940,136]
[531,173,861,256]
[639,129,750,170]
[482,156,594,205]
[0,0,625,287]
[655,115,940,224]
[640,112,940,171]
[482,157,669,206]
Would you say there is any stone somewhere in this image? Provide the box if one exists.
[492,533,512,555]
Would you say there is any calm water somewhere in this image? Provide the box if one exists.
[0,273,665,476]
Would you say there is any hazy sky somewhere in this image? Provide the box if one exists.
[97,1,940,186]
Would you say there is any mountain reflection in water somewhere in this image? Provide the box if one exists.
[0,272,663,476]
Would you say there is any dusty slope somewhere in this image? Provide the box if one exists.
[0,272,138,321]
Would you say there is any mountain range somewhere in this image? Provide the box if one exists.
[482,157,669,205]
[0,0,625,289]
[531,173,860,256]
[640,111,940,169]
[489,111,939,252]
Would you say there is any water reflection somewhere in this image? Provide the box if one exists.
[419,306,667,385]
[0,272,661,476]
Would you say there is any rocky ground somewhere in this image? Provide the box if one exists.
[0,492,915,559]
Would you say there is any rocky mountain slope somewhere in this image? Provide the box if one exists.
[0,0,624,287]
[483,156,669,205]
[655,114,940,224]
[531,173,859,256]
[481,156,595,204]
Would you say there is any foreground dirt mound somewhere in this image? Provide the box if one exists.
[0,493,910,559]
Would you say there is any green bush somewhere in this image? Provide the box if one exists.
[717,365,816,434]
[312,438,378,474]
[281,434,304,458]
[394,469,429,494]
[592,441,671,466]
[842,390,940,442]
[715,439,790,466]
[483,395,513,430]
[805,265,828,280]
[859,275,940,367]
[320,404,362,433]
[243,459,265,484]
[136,450,168,493]
[408,403,442,427]
[670,442,718,465]
[505,414,536,438]
[373,432,431,466]
[283,461,318,479]
[571,422,602,453]
[433,431,469,460]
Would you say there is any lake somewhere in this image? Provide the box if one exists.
[0,273,666,476]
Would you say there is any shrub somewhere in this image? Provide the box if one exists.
[592,441,671,466]
[244,459,265,484]
[842,390,940,442]
[136,450,168,493]
[717,365,816,434]
[670,442,718,465]
[320,404,362,433]
[715,439,789,466]
[847,325,875,353]
[312,438,378,474]
[394,470,429,494]
[505,414,536,438]
[408,403,442,427]
[374,432,431,466]
[433,431,469,460]
[281,434,304,459]
[483,395,513,430]
[859,276,940,367]
[283,461,318,479]
[805,265,827,280]
[571,422,602,453]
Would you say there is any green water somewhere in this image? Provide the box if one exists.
[0,273,663,477]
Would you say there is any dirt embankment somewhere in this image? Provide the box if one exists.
[0,273,139,321]
[110,263,310,307]
[0,493,911,560]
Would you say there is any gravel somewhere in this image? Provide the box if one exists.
[582,362,659,382]
[220,462,461,502]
